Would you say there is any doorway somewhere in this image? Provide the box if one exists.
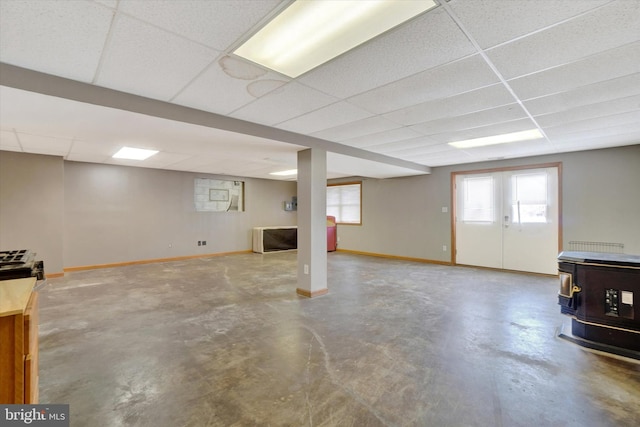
[453,164,561,275]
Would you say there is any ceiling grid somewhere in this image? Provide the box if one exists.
[0,0,637,180]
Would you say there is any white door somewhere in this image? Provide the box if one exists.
[455,167,559,275]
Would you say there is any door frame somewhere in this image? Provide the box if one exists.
[451,162,563,269]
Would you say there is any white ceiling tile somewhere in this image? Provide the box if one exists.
[0,130,21,150]
[65,152,113,163]
[347,54,500,115]
[166,155,301,180]
[299,8,476,98]
[312,117,401,142]
[449,0,612,49]
[545,112,640,138]
[276,102,373,134]
[486,1,640,79]
[214,159,278,173]
[427,118,538,144]
[326,153,427,179]
[368,137,446,156]
[67,139,118,158]
[403,145,458,160]
[162,155,235,172]
[409,148,475,166]
[535,95,640,128]
[509,42,640,101]
[96,14,219,100]
[410,104,528,135]
[1,0,638,179]
[0,87,105,140]
[552,132,640,151]
[118,0,282,51]
[137,152,194,168]
[173,55,288,115]
[17,133,73,157]
[524,73,640,116]
[384,84,515,126]
[230,82,338,125]
[0,0,113,82]
[340,127,424,149]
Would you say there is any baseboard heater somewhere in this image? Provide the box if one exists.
[252,226,297,253]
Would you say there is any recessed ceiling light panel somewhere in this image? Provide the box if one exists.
[234,0,438,78]
[448,129,544,149]
[269,169,298,176]
[112,147,159,160]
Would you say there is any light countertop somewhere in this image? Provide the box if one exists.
[0,277,36,317]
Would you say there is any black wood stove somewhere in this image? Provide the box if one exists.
[558,251,640,358]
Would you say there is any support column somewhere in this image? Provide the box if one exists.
[296,148,328,298]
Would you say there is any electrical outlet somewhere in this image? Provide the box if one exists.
[168,243,172,248]
[304,264,309,275]
[202,241,206,246]
[198,241,201,246]
[442,245,447,252]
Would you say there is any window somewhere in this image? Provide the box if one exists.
[462,176,494,222]
[327,182,361,224]
[511,172,548,223]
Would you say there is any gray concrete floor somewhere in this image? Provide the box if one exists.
[40,252,639,426]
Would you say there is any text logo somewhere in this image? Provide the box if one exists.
[1,405,69,427]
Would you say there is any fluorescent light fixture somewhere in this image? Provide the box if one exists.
[112,147,159,160]
[270,169,298,176]
[234,0,438,78]
[448,129,544,149]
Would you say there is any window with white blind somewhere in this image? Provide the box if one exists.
[462,176,494,222]
[511,172,548,223]
[327,182,361,224]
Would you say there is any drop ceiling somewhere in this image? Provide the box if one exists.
[1,0,638,181]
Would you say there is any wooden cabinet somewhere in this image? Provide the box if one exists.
[0,277,39,404]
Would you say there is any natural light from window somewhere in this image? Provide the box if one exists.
[511,173,548,223]
[462,176,494,222]
[327,183,361,224]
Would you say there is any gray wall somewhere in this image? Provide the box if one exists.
[335,145,640,261]
[2,145,638,273]
[0,152,296,273]
[0,151,65,273]
[63,161,297,267]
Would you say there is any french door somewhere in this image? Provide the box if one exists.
[454,165,560,275]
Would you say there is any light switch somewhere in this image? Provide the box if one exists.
[442,207,448,213]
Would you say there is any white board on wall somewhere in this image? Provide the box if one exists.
[194,178,244,212]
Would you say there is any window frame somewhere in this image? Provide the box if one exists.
[327,181,362,225]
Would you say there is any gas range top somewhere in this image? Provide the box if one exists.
[0,249,45,281]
